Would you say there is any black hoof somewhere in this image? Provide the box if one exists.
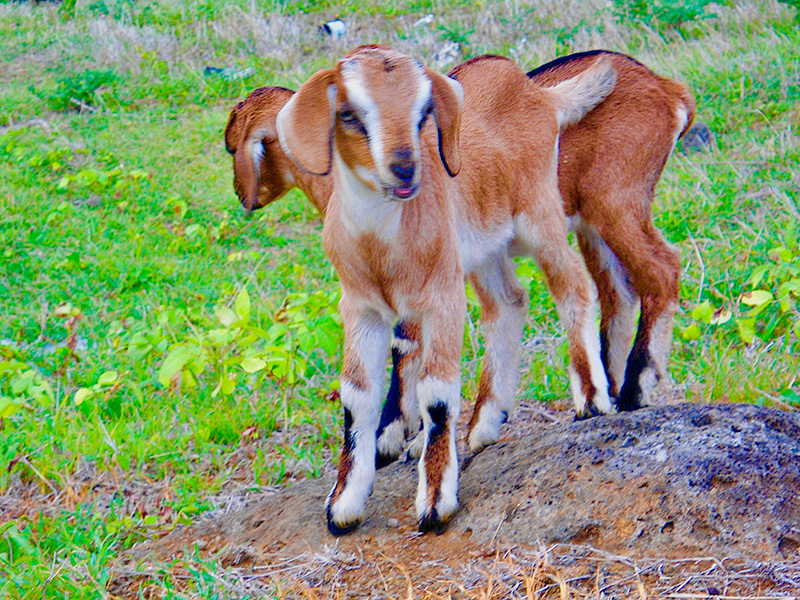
[375,450,399,470]
[617,386,643,412]
[418,509,449,535]
[326,507,361,536]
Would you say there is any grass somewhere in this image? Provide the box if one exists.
[1,0,799,596]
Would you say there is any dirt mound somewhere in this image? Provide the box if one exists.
[131,402,800,567]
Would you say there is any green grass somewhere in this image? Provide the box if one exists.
[1,0,799,596]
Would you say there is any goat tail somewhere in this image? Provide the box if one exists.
[668,78,698,139]
[546,56,618,128]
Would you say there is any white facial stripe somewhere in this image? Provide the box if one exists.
[341,61,384,174]
[410,66,433,160]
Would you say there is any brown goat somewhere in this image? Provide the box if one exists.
[223,50,695,468]
[275,45,616,534]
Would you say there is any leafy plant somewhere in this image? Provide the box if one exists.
[34,69,119,112]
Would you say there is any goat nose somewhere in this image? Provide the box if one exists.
[390,148,415,184]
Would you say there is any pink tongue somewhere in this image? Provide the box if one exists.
[395,187,414,198]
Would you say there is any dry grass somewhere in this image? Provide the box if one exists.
[110,541,800,599]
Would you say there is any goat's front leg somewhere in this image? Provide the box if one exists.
[415,287,465,532]
[326,298,391,536]
[376,321,422,468]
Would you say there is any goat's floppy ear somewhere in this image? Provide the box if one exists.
[224,98,280,210]
[427,69,463,177]
[276,69,337,177]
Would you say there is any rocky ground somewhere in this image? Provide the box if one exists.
[120,394,800,598]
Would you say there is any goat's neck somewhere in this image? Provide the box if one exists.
[333,152,403,242]
[294,167,334,215]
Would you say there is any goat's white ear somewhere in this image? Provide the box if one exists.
[427,69,463,177]
[276,69,337,177]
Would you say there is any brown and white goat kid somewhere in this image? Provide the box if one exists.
[276,45,616,534]
[223,50,695,467]
[381,51,696,460]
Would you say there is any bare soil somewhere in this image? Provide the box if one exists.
[117,392,800,598]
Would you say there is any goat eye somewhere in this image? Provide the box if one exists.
[418,105,433,130]
[339,110,361,126]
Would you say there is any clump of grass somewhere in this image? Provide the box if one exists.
[33,68,119,112]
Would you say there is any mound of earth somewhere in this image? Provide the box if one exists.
[131,402,800,569]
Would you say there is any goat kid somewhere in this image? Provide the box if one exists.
[276,45,616,534]
[380,50,696,459]
[223,50,695,466]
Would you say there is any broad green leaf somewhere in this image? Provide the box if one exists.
[691,301,714,323]
[215,306,238,327]
[74,388,94,406]
[682,323,701,341]
[0,397,20,418]
[157,345,195,387]
[737,318,756,345]
[221,374,236,395]
[740,290,772,307]
[748,264,770,288]
[241,357,266,373]
[235,287,251,325]
[97,371,118,386]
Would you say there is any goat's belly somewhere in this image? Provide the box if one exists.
[459,222,515,274]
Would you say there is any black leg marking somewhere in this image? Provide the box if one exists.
[427,401,448,443]
[326,408,361,535]
[376,323,413,469]
[619,324,651,411]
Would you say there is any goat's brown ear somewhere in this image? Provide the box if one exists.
[427,69,463,177]
[276,69,337,177]
[224,107,243,155]
[224,97,281,210]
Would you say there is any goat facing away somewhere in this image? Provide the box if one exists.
[223,50,696,469]
[274,45,616,534]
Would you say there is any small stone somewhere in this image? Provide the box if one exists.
[387,518,400,528]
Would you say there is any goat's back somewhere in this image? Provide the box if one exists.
[528,51,696,216]
[448,56,563,223]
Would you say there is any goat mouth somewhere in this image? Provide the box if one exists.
[391,185,419,201]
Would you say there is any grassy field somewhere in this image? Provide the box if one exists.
[1,0,799,596]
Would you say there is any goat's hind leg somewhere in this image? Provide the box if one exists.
[326,300,392,535]
[516,207,612,419]
[376,321,422,468]
[576,224,639,399]
[466,253,529,453]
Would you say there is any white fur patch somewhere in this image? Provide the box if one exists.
[341,61,385,176]
[573,217,638,395]
[334,153,403,242]
[672,106,689,149]
[467,255,527,452]
[376,419,406,461]
[327,316,391,526]
[468,402,507,453]
[391,335,419,355]
[548,58,617,128]
[458,221,514,274]
[251,139,263,172]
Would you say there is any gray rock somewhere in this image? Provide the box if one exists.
[132,403,800,561]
